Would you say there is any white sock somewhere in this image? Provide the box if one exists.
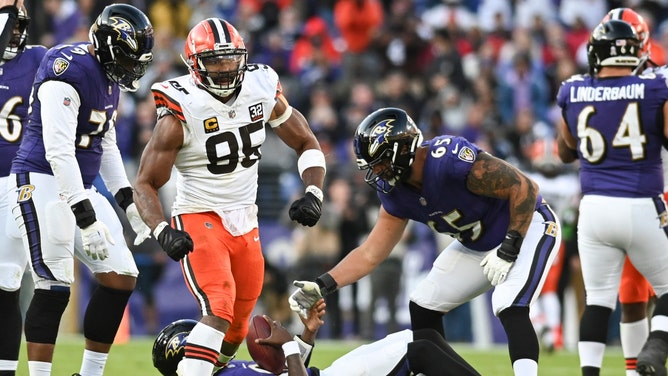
[543,293,561,329]
[79,349,109,376]
[621,319,649,375]
[179,322,225,376]
[578,341,606,368]
[512,358,537,376]
[28,360,52,376]
[0,359,18,371]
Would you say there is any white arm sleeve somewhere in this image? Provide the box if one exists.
[99,125,131,195]
[40,80,88,205]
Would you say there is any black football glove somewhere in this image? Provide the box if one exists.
[155,223,194,261]
[288,191,322,227]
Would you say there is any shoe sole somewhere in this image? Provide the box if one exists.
[637,362,668,376]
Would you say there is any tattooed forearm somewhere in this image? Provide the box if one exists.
[467,152,538,235]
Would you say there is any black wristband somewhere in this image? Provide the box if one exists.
[71,199,96,228]
[315,272,337,296]
[497,230,523,262]
[114,187,134,211]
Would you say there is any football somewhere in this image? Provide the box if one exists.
[246,315,286,375]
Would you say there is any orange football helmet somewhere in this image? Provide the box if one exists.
[602,8,650,56]
[184,18,247,97]
[528,137,564,177]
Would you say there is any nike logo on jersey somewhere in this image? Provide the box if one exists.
[253,236,260,242]
[60,52,73,60]
[452,144,459,154]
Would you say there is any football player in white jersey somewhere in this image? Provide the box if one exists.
[133,18,326,376]
[524,135,580,353]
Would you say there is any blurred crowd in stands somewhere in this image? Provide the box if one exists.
[22,0,668,343]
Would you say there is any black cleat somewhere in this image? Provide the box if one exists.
[637,338,668,376]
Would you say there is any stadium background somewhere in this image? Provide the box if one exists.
[14,0,668,355]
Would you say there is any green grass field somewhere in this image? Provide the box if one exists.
[16,335,628,375]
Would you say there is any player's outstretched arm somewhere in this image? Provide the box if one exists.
[298,299,325,344]
[289,207,407,316]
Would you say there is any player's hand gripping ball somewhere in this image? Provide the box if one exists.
[246,315,286,375]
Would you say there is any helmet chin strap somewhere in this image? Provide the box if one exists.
[119,80,139,93]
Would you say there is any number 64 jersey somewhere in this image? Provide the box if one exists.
[557,73,668,197]
[151,63,279,217]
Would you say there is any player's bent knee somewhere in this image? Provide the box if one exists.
[409,279,444,311]
[25,288,70,344]
[84,285,132,343]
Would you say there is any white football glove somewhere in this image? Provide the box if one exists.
[288,280,323,319]
[480,251,514,286]
[126,203,151,246]
[80,220,114,261]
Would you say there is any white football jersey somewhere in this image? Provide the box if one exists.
[151,64,282,216]
[527,171,580,219]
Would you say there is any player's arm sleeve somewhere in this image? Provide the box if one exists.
[40,80,89,205]
[0,4,18,54]
[99,125,131,195]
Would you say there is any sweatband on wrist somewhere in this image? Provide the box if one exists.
[153,221,169,239]
[297,149,326,178]
[497,230,523,262]
[282,341,300,357]
[114,187,134,211]
[268,106,293,127]
[315,272,337,296]
[71,199,96,228]
[305,185,323,202]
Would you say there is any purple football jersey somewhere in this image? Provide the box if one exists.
[557,73,668,197]
[11,43,119,188]
[0,45,46,176]
[213,360,318,375]
[379,136,543,252]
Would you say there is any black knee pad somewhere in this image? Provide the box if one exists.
[409,301,444,337]
[25,288,70,344]
[0,289,22,360]
[579,305,612,343]
[84,285,132,343]
[498,306,538,362]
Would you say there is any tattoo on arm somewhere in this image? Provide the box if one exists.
[467,153,538,234]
